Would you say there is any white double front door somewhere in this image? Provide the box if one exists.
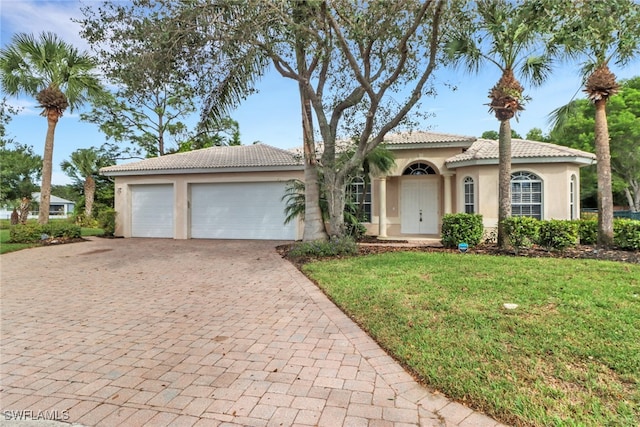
[400,178,439,234]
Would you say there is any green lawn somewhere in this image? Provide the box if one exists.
[0,227,104,254]
[303,252,640,427]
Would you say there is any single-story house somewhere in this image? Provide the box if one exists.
[32,192,76,218]
[0,193,76,220]
[100,131,596,240]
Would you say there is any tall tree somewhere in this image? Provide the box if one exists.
[60,148,113,218]
[549,0,640,246]
[79,2,265,159]
[0,32,102,224]
[550,77,640,212]
[447,0,552,248]
[99,0,450,239]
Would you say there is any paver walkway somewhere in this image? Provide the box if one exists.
[1,238,506,426]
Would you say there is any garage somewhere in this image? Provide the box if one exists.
[131,184,174,238]
[190,182,295,240]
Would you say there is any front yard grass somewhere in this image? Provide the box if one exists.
[303,252,640,427]
[0,227,104,254]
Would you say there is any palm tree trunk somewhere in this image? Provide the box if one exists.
[38,110,59,224]
[497,119,512,249]
[84,175,96,218]
[594,99,614,247]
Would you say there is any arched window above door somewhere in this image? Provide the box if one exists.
[403,163,436,175]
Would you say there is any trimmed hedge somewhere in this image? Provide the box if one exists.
[577,219,598,245]
[614,219,640,250]
[9,222,81,243]
[441,213,484,249]
[288,236,358,257]
[502,216,540,254]
[538,220,579,251]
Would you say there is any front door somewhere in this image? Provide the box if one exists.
[401,178,439,234]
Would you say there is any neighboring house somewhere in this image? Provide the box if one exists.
[32,192,76,218]
[0,193,76,220]
[100,131,596,240]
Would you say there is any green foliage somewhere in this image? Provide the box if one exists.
[614,219,640,250]
[550,77,640,209]
[502,216,540,253]
[440,213,484,248]
[9,222,81,243]
[577,219,598,245]
[537,220,579,251]
[0,143,42,204]
[97,208,116,236]
[288,236,358,258]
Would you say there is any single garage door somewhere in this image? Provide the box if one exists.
[131,184,174,238]
[190,182,295,240]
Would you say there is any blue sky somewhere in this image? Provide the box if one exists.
[2,0,639,185]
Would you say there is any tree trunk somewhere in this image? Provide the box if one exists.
[497,119,512,249]
[295,16,328,242]
[593,99,614,247]
[299,79,327,242]
[623,178,639,212]
[38,110,59,225]
[324,171,347,237]
[84,175,96,218]
[18,197,30,224]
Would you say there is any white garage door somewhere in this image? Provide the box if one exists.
[131,184,174,238]
[190,182,295,240]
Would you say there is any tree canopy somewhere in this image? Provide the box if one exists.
[551,77,640,211]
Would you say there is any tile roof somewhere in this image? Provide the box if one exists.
[383,131,476,145]
[287,131,477,157]
[445,138,597,166]
[100,143,303,175]
[32,193,76,205]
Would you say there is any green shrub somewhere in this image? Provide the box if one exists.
[44,222,81,239]
[289,236,358,257]
[97,208,116,236]
[9,223,45,243]
[441,213,484,249]
[614,219,640,250]
[577,219,598,245]
[73,213,99,228]
[9,222,82,243]
[502,216,540,254]
[537,220,579,251]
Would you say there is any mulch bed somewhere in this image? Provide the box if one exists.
[278,239,640,265]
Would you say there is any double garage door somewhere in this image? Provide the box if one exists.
[131,182,295,240]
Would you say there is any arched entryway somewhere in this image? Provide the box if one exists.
[400,162,440,234]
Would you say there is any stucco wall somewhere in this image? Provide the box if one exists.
[453,162,583,229]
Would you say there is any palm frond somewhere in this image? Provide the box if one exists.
[547,98,580,131]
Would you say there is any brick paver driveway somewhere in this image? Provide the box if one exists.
[1,238,504,426]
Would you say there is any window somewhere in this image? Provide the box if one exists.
[403,162,436,175]
[511,171,542,219]
[570,174,577,220]
[347,176,372,222]
[463,177,475,214]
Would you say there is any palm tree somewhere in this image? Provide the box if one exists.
[549,0,640,247]
[61,148,111,219]
[447,0,552,248]
[0,32,102,224]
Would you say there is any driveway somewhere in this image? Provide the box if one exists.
[1,238,504,426]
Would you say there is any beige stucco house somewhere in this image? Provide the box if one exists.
[100,131,596,240]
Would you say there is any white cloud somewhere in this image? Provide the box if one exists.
[1,0,89,51]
